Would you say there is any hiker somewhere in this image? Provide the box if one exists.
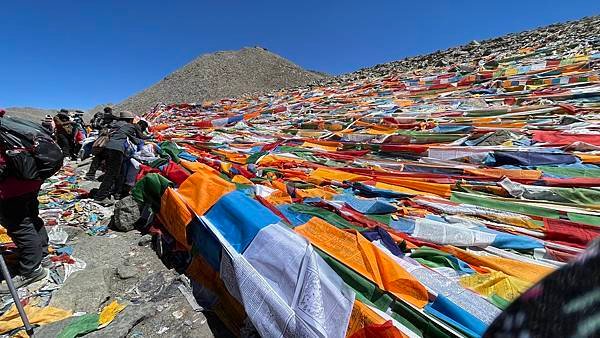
[54,112,77,160]
[137,119,149,134]
[71,112,86,160]
[41,115,55,134]
[85,107,117,180]
[90,111,103,130]
[94,111,144,204]
[113,118,152,199]
[92,107,116,130]
[0,109,49,293]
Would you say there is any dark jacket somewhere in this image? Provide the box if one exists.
[0,145,42,200]
[92,112,116,130]
[105,120,144,153]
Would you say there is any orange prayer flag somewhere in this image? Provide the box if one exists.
[310,168,370,183]
[346,301,407,338]
[150,124,169,132]
[295,218,428,308]
[302,141,339,152]
[159,188,192,249]
[179,160,217,175]
[472,121,525,128]
[244,111,260,120]
[374,182,436,197]
[576,153,600,164]
[464,168,542,180]
[377,178,451,198]
[231,175,253,185]
[265,192,293,205]
[178,172,235,215]
[296,187,337,200]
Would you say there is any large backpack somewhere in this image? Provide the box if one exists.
[0,115,64,180]
[91,125,118,155]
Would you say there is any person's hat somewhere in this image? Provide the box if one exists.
[43,115,53,122]
[103,106,113,113]
[119,111,135,119]
[56,112,69,120]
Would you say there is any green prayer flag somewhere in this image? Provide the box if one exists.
[411,247,462,271]
[366,214,392,225]
[567,213,600,226]
[553,187,600,206]
[57,313,100,338]
[490,294,511,310]
[160,141,183,163]
[450,191,561,219]
[149,158,169,168]
[246,151,267,164]
[538,166,600,178]
[131,173,174,212]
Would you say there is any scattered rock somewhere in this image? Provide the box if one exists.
[117,264,138,279]
[112,196,141,232]
[136,272,166,294]
[50,267,111,313]
[138,234,152,246]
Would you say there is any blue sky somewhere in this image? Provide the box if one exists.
[1,1,598,110]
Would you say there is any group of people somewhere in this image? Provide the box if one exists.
[41,109,87,161]
[0,106,147,293]
[86,107,149,205]
[38,106,149,204]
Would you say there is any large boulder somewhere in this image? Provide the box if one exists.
[111,196,141,232]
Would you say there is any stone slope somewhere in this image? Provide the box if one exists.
[114,47,327,114]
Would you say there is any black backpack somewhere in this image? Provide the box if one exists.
[0,115,64,180]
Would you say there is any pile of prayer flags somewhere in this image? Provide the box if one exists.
[131,34,600,337]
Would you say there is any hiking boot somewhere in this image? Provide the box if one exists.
[94,197,115,206]
[0,266,48,294]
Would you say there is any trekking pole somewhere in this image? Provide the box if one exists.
[0,254,34,336]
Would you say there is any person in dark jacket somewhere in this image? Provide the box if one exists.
[85,107,117,180]
[54,112,77,160]
[94,111,144,204]
[71,112,86,160]
[0,109,49,293]
[92,107,116,130]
